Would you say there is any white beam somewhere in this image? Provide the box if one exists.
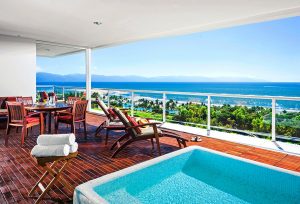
[85,48,92,111]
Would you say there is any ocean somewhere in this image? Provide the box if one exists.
[37,82,300,97]
[37,82,300,110]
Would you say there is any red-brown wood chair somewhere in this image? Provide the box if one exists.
[0,97,6,109]
[55,100,88,139]
[66,97,81,105]
[6,102,44,146]
[16,96,34,105]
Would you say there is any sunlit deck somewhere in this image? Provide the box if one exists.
[0,113,300,203]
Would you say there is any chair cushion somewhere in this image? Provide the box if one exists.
[107,108,118,119]
[26,117,40,123]
[108,121,124,126]
[125,115,142,134]
[58,115,73,120]
[139,126,162,136]
[137,118,150,128]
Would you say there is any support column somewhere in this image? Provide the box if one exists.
[271,98,276,141]
[85,48,92,111]
[207,95,211,136]
[162,93,166,123]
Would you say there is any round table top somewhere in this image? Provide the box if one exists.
[25,102,71,111]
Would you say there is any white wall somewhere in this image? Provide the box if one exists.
[0,35,36,98]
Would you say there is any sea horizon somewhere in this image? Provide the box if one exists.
[37,82,300,97]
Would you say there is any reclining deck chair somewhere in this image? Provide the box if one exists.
[94,99,125,145]
[110,108,188,158]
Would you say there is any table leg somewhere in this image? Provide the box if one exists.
[48,112,52,133]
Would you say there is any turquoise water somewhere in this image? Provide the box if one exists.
[93,150,300,204]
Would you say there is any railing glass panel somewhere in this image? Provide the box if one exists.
[109,90,132,110]
[91,89,109,113]
[275,100,300,143]
[165,94,207,128]
[210,96,272,139]
[133,92,163,121]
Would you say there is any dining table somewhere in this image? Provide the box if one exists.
[25,102,72,133]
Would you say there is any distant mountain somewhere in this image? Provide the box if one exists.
[36,72,265,82]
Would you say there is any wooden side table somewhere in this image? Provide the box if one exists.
[29,152,78,204]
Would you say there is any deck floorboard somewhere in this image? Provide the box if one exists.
[0,113,299,203]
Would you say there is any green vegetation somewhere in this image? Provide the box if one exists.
[90,92,300,141]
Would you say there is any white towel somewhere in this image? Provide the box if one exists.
[70,142,78,153]
[37,134,76,146]
[31,144,70,157]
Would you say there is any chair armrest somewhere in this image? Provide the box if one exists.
[127,122,161,129]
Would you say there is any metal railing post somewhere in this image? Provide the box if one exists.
[62,87,65,101]
[75,89,77,97]
[107,90,110,108]
[131,92,134,117]
[52,85,55,93]
[272,98,276,141]
[207,95,211,136]
[163,93,166,123]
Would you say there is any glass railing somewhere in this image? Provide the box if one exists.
[36,85,85,101]
[36,85,300,144]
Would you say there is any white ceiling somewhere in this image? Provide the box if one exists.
[1,0,300,56]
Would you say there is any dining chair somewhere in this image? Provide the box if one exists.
[55,100,88,139]
[0,97,6,109]
[67,97,81,105]
[16,96,34,105]
[6,102,44,146]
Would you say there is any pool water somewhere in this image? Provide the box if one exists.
[93,150,300,204]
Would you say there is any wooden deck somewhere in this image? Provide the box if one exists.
[0,113,299,203]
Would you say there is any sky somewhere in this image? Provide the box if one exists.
[37,16,300,82]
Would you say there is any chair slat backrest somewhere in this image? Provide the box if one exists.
[72,100,88,121]
[67,97,81,105]
[96,99,114,120]
[16,96,33,105]
[0,97,6,109]
[112,108,138,138]
[22,96,34,105]
[6,102,25,123]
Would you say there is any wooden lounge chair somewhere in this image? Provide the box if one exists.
[55,100,88,139]
[6,102,44,146]
[29,152,78,204]
[94,99,125,145]
[110,108,187,158]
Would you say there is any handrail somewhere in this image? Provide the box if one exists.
[36,85,300,101]
[36,84,300,143]
[91,87,300,101]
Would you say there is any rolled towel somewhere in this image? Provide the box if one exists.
[31,144,70,157]
[37,134,76,146]
[70,142,78,153]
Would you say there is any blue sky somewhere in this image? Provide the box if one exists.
[37,16,300,82]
